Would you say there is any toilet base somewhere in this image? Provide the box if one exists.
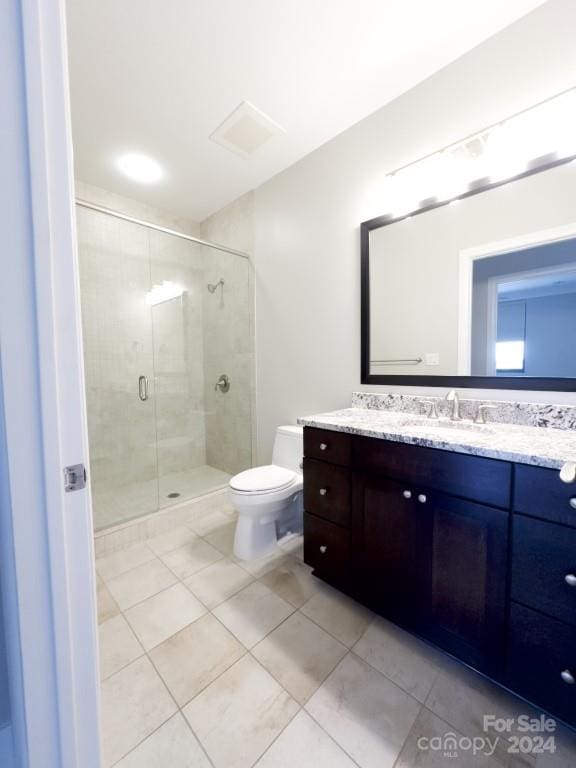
[233,515,278,561]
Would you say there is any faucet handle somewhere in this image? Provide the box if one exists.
[474,404,498,424]
[444,389,461,421]
[422,399,440,419]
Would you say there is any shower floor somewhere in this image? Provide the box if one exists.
[94,464,231,532]
[158,465,231,504]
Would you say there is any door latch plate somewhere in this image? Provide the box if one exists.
[64,464,87,492]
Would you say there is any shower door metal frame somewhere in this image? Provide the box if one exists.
[76,199,250,258]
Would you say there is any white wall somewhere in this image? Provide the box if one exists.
[250,0,576,462]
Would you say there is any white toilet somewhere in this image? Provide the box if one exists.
[229,425,303,560]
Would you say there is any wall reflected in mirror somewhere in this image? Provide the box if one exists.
[367,160,576,383]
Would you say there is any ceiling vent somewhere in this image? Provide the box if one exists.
[210,101,285,158]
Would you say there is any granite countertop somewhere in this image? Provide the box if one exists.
[298,407,576,469]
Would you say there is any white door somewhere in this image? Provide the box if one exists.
[0,0,101,765]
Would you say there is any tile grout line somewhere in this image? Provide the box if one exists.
[347,648,432,709]
[96,507,235,571]
[238,654,303,768]
[143,642,217,768]
[98,525,571,767]
[244,642,360,766]
[101,531,383,766]
[114,576,303,764]
[389,700,426,768]
[302,703,371,768]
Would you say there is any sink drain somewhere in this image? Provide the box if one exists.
[167,492,180,499]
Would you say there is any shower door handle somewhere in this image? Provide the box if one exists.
[138,375,149,401]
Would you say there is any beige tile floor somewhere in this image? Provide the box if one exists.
[96,511,576,768]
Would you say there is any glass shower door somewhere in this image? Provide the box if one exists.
[77,207,159,530]
[148,229,208,506]
[148,232,253,506]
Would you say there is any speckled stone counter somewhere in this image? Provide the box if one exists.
[298,403,576,469]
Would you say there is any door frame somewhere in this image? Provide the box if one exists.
[0,0,101,765]
[457,220,576,375]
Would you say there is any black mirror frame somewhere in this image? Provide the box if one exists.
[360,153,576,392]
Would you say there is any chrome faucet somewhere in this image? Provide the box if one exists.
[445,389,461,421]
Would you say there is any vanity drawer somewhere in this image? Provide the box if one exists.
[304,458,350,526]
[304,427,351,466]
[512,515,576,627]
[507,602,576,727]
[304,513,350,582]
[514,464,576,527]
[353,436,512,509]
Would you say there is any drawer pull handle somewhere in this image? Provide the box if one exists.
[319,443,328,451]
[418,494,427,504]
[319,488,328,496]
[561,669,575,685]
[319,545,327,554]
[565,574,576,587]
[570,498,576,510]
[560,462,576,484]
[403,490,412,499]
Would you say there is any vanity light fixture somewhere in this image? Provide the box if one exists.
[379,86,576,217]
[117,153,163,183]
[145,281,184,306]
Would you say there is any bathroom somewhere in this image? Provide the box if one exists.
[2,0,576,766]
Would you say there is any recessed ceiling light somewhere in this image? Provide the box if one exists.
[117,153,163,183]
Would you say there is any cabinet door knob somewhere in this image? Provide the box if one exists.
[561,669,575,685]
[403,490,412,499]
[418,494,427,504]
[560,462,576,484]
[565,574,576,587]
[319,488,328,496]
[319,545,327,554]
[320,443,328,451]
[569,498,576,510]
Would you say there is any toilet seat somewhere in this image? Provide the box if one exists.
[230,465,296,495]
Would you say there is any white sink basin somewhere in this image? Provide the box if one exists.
[399,420,496,437]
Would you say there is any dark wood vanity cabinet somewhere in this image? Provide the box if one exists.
[303,426,576,729]
[352,473,430,628]
[352,458,508,675]
[416,491,507,674]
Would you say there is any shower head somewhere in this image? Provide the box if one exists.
[207,278,224,293]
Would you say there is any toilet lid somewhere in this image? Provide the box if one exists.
[230,465,296,493]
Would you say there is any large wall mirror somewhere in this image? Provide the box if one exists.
[361,157,576,390]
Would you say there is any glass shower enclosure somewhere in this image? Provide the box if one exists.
[76,204,252,531]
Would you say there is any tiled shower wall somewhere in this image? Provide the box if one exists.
[200,192,255,475]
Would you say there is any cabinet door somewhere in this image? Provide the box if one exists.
[422,493,508,675]
[352,473,430,627]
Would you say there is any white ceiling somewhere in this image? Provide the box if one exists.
[66,0,546,222]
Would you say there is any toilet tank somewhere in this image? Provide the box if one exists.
[272,425,303,473]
